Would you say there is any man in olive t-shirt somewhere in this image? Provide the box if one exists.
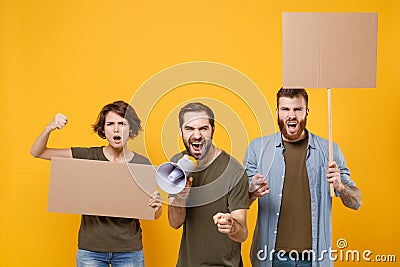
[168,102,250,267]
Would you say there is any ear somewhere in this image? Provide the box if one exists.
[275,108,278,117]
[179,128,183,137]
[306,108,309,116]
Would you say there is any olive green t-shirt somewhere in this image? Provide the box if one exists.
[275,137,312,252]
[71,146,151,252]
[171,150,250,267]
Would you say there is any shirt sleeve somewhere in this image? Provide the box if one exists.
[333,142,357,196]
[71,147,91,159]
[243,139,258,184]
[228,169,250,212]
[131,153,151,165]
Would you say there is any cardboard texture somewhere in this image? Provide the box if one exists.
[48,157,156,220]
[283,12,378,88]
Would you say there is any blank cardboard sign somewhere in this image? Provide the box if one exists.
[283,12,378,88]
[48,157,156,220]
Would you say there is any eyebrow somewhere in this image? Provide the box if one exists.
[105,121,127,124]
[184,124,210,129]
[279,106,304,110]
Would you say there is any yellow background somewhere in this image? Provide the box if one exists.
[1,0,399,266]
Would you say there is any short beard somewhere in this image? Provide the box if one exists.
[183,138,213,160]
[278,115,307,141]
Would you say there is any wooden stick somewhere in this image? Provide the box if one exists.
[328,88,335,197]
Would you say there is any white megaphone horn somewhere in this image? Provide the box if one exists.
[156,155,197,194]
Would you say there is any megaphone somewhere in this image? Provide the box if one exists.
[156,155,197,194]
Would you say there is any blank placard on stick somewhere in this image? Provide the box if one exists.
[283,12,378,88]
[282,12,378,196]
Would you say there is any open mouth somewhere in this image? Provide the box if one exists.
[113,135,122,142]
[287,121,297,132]
[191,141,204,153]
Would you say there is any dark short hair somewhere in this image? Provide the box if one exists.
[277,87,308,107]
[92,100,142,139]
[178,102,215,128]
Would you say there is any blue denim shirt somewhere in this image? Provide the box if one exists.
[244,132,356,267]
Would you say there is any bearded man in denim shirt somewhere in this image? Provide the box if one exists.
[244,88,362,267]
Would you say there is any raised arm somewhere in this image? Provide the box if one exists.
[30,113,72,160]
[327,161,362,210]
[168,177,192,229]
[149,191,163,219]
[248,173,270,204]
[244,140,270,204]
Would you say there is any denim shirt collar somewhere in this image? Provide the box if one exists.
[275,129,315,150]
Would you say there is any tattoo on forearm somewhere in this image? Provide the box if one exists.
[340,185,362,210]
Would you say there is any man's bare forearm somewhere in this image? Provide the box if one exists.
[228,216,248,243]
[168,197,186,229]
[338,184,362,210]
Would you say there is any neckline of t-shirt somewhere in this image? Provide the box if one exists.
[100,146,135,163]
